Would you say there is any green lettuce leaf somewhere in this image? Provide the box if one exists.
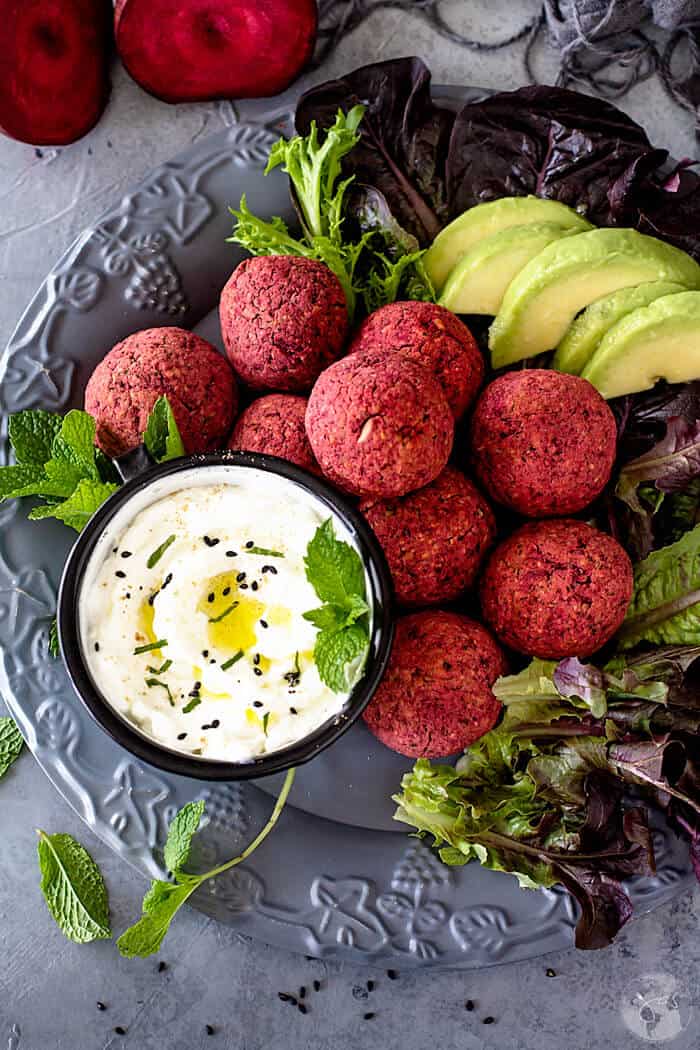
[619,525,700,647]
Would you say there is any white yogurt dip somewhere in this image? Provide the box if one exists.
[79,466,369,762]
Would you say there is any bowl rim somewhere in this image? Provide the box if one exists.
[57,448,395,781]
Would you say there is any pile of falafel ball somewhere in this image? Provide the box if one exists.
[84,255,632,760]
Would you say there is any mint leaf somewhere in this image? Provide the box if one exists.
[143,397,185,463]
[0,464,47,498]
[37,831,111,944]
[0,717,23,778]
[9,410,63,464]
[314,623,369,692]
[117,880,193,958]
[43,479,119,532]
[48,619,59,658]
[52,411,100,480]
[303,604,347,631]
[304,518,366,605]
[163,800,205,876]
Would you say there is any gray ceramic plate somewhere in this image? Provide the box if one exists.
[0,86,693,969]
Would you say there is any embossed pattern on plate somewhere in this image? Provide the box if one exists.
[0,89,693,968]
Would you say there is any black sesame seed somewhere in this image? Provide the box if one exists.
[202,650,209,658]
[262,565,277,574]
[297,1004,307,1015]
[386,969,398,980]
[251,581,258,591]
[207,593,215,603]
[245,540,254,549]
[205,1024,215,1035]
[210,658,216,664]
[253,667,262,676]
[112,547,118,554]
[253,653,260,666]
[367,980,375,992]
[201,723,211,731]
[162,573,173,589]
[483,1016,495,1025]
[465,1000,475,1012]
[114,1027,126,1036]
[289,707,298,715]
[222,587,231,596]
[225,550,237,558]
[546,968,556,977]
[115,570,126,579]
[94,642,100,652]
[121,551,132,559]
[177,732,187,740]
[363,1012,375,1021]
[278,992,296,1004]
[96,1001,106,1011]
[299,986,306,1000]
[211,719,220,729]
[313,980,321,992]
[194,681,202,690]
[253,701,263,708]
[240,583,249,590]
[125,593,131,600]
[159,959,168,971]
[203,536,220,547]
[236,572,246,582]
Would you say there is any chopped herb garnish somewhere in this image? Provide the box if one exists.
[220,650,244,671]
[262,712,270,735]
[247,546,284,558]
[133,639,168,655]
[145,678,174,706]
[147,534,176,569]
[146,659,172,675]
[182,696,201,714]
[208,601,239,624]
[284,651,301,687]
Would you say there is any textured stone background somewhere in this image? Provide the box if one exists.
[1,3,699,1048]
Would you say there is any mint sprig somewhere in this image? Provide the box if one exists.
[143,396,185,463]
[303,519,370,692]
[37,830,112,944]
[0,717,24,779]
[118,771,295,958]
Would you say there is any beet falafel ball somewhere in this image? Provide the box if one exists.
[219,255,348,391]
[360,467,495,605]
[349,301,484,418]
[228,393,319,474]
[480,519,633,659]
[306,349,453,498]
[469,370,617,517]
[84,327,237,458]
[363,610,506,757]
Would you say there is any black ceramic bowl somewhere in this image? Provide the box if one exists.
[57,448,395,781]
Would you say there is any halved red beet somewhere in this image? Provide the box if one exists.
[0,0,111,145]
[114,0,318,104]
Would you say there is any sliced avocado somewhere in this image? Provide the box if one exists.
[424,196,593,292]
[582,291,700,399]
[439,224,582,316]
[489,229,700,368]
[553,280,686,375]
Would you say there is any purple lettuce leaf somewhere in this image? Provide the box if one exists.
[616,417,700,514]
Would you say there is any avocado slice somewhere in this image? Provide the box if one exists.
[553,280,686,375]
[438,223,582,316]
[424,196,593,292]
[582,291,700,398]
[489,229,700,368]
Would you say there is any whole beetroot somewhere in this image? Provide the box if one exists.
[220,256,348,392]
[228,394,319,474]
[85,327,237,458]
[480,519,633,658]
[363,610,506,757]
[360,467,494,605]
[349,301,484,418]
[306,349,453,498]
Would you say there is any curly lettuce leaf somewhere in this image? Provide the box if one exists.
[620,525,700,647]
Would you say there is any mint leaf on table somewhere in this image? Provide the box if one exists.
[118,769,296,958]
[48,618,59,658]
[163,800,205,877]
[0,717,23,779]
[304,517,366,605]
[37,830,111,944]
[143,396,185,463]
[314,623,369,692]
[9,410,63,464]
[618,524,700,648]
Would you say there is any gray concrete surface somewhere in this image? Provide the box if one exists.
[1,4,699,1048]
